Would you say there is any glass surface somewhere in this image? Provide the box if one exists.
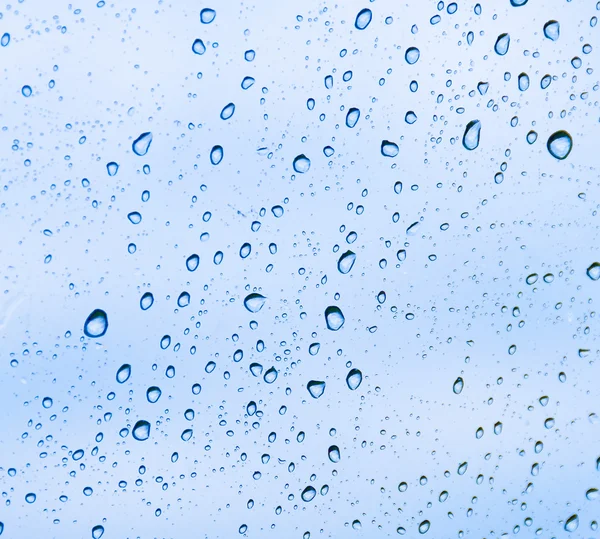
[1,0,599,537]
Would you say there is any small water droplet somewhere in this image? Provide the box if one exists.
[462,120,481,150]
[453,377,464,394]
[328,445,340,462]
[301,486,316,502]
[346,368,363,390]
[22,85,32,97]
[405,47,420,64]
[518,72,530,91]
[210,145,223,165]
[132,420,150,441]
[140,292,154,310]
[587,263,600,281]
[84,309,108,338]
[177,291,190,308]
[127,211,142,224]
[146,386,162,403]
[92,525,105,539]
[564,514,579,532]
[337,251,356,274]
[106,162,119,176]
[116,364,131,383]
[345,107,360,128]
[132,132,152,156]
[220,102,235,120]
[355,8,372,30]
[418,520,430,534]
[192,39,206,55]
[263,366,278,384]
[293,154,311,173]
[325,306,345,331]
[307,380,326,399]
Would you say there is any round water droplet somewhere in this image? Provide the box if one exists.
[92,525,105,539]
[337,250,356,274]
[210,145,223,165]
[84,309,108,338]
[419,520,430,534]
[140,292,154,310]
[405,111,417,124]
[405,47,420,64]
[293,154,311,173]
[355,8,372,30]
[453,377,464,394]
[244,293,266,313]
[462,120,481,150]
[192,39,206,55]
[564,514,579,532]
[127,211,142,224]
[106,162,119,176]
[307,380,326,399]
[587,262,600,281]
[132,132,152,156]
[346,368,362,390]
[346,107,360,128]
[526,130,538,144]
[547,130,572,160]
[116,364,131,384]
[42,397,53,408]
[543,20,559,41]
[25,493,36,503]
[200,8,216,24]
[146,386,161,403]
[301,486,316,502]
[220,102,235,120]
[494,33,510,55]
[381,140,399,157]
[328,445,340,463]
[325,306,345,331]
[22,85,32,97]
[186,254,200,271]
[132,420,150,441]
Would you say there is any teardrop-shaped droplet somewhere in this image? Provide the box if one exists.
[186,254,199,272]
[106,162,119,176]
[345,107,360,128]
[263,366,278,384]
[453,377,464,394]
[84,309,108,338]
[419,520,430,534]
[140,292,154,310]
[526,130,538,144]
[462,120,481,150]
[457,462,468,475]
[518,72,529,91]
[132,420,150,441]
[293,154,311,173]
[547,130,572,160]
[587,262,600,281]
[307,380,326,399]
[540,74,551,89]
[192,38,206,55]
[309,342,320,355]
[564,514,579,532]
[132,132,152,156]
[177,291,190,308]
[301,486,316,502]
[92,525,105,539]
[328,445,340,462]
[543,20,560,41]
[325,306,345,331]
[210,145,223,165]
[337,251,356,274]
[355,8,372,30]
[146,386,162,403]
[200,8,216,24]
[405,47,420,64]
[116,364,131,384]
[244,293,266,313]
[346,368,363,390]
[381,140,399,157]
[494,33,510,55]
[220,102,235,120]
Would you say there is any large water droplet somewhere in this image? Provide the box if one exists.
[263,366,278,384]
[244,293,266,313]
[116,364,131,384]
[346,368,363,390]
[328,445,340,462]
[132,420,150,441]
[92,525,105,539]
[200,8,216,24]
[140,292,154,310]
[220,102,235,120]
[453,377,464,394]
[564,514,579,532]
[132,132,152,156]
[127,211,142,224]
[186,254,200,271]
[494,33,510,55]
[518,72,529,91]
[419,520,430,534]
[462,120,481,150]
[192,39,206,55]
[293,154,311,173]
[337,251,356,274]
[177,291,190,308]
[210,145,223,165]
[325,306,345,331]
[547,130,572,160]
[146,386,162,403]
[307,380,326,399]
[543,20,560,41]
[301,486,316,502]
[106,162,119,176]
[381,140,399,157]
[587,262,600,281]
[345,107,360,128]
[355,8,372,30]
[405,47,420,64]
[84,309,108,338]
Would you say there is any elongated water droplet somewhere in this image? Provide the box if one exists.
[587,262,600,281]
[325,306,345,331]
[355,8,372,30]
[328,445,340,462]
[518,72,529,91]
[419,520,430,534]
[337,251,356,274]
[146,386,162,403]
[457,462,468,475]
[586,488,599,500]
[140,292,154,310]
[264,366,278,384]
[200,8,216,24]
[1,32,10,47]
[192,39,206,55]
[307,380,326,399]
[132,420,150,441]
[381,140,399,157]
[177,291,190,308]
[345,107,360,128]
[301,486,316,502]
[293,154,311,173]
[564,514,579,532]
[453,377,464,394]
[547,130,572,160]
[494,33,510,55]
[346,368,362,390]
[462,120,481,150]
[210,145,223,165]
[116,364,131,383]
[186,254,199,271]
[244,293,266,313]
[84,309,108,338]
[241,76,255,89]
[220,102,235,120]
[132,132,152,156]
[405,47,420,64]
[543,20,560,41]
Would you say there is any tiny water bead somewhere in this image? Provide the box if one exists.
[84,309,108,338]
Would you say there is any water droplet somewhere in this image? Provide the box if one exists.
[405,47,420,64]
[355,8,372,30]
[543,20,560,41]
[526,130,538,144]
[241,76,255,89]
[244,293,266,313]
[92,525,105,539]
[307,380,326,399]
[250,363,263,377]
[301,486,316,502]
[381,140,399,157]
[128,212,142,224]
[177,291,190,308]
[337,251,356,274]
[116,364,131,383]
[146,386,162,403]
[418,520,430,534]
[325,306,345,331]
[510,0,528,5]
[494,33,510,56]
[263,366,278,384]
[132,132,152,156]
[547,130,572,160]
[462,120,481,150]
[21,85,32,97]
[586,488,599,500]
[132,420,150,441]
[346,368,363,390]
[457,462,468,475]
[328,445,340,463]
[106,162,119,176]
[140,292,154,310]
[405,111,417,124]
[210,145,223,165]
[220,102,235,120]
[293,154,311,173]
[345,107,360,128]
[453,377,464,394]
[84,309,108,338]
[192,39,206,55]
[186,254,200,271]
[518,72,530,91]
[564,514,579,532]
[526,273,538,285]
[42,397,53,408]
[1,32,10,47]
[25,493,36,503]
[587,263,600,281]
[200,8,216,24]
